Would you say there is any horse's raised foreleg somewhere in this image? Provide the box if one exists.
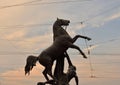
[72,35,91,43]
[67,42,87,58]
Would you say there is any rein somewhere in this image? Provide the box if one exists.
[65,26,67,30]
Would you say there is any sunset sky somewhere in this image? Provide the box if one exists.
[0,0,120,85]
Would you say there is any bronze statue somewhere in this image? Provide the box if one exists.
[24,18,91,85]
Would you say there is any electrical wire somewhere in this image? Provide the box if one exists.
[79,2,120,23]
[0,0,42,9]
[0,37,120,55]
[0,5,119,29]
[27,0,92,5]
[0,75,120,79]
[0,0,92,9]
[0,23,51,29]
[0,1,119,29]
[0,52,120,55]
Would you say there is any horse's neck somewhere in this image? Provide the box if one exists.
[53,25,70,39]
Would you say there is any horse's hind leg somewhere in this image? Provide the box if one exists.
[39,52,57,82]
[42,61,56,81]
[43,68,49,81]
[47,64,57,82]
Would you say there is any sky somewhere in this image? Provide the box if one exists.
[0,0,120,85]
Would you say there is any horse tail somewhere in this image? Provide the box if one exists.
[25,55,38,75]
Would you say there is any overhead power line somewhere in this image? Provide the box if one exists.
[0,23,51,29]
[91,38,120,46]
[0,51,38,55]
[81,2,120,23]
[27,0,92,5]
[0,0,42,9]
[0,2,119,29]
[0,74,120,79]
[0,37,120,55]
[0,0,92,9]
[0,51,120,55]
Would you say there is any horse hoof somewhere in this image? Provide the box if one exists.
[37,82,45,85]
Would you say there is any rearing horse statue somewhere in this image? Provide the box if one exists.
[24,18,91,85]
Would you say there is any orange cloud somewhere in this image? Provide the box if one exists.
[106,12,120,21]
[1,65,45,85]
[4,30,26,40]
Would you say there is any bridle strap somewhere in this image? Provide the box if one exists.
[65,26,67,30]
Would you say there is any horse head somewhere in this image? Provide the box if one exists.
[54,18,70,27]
[53,18,71,40]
